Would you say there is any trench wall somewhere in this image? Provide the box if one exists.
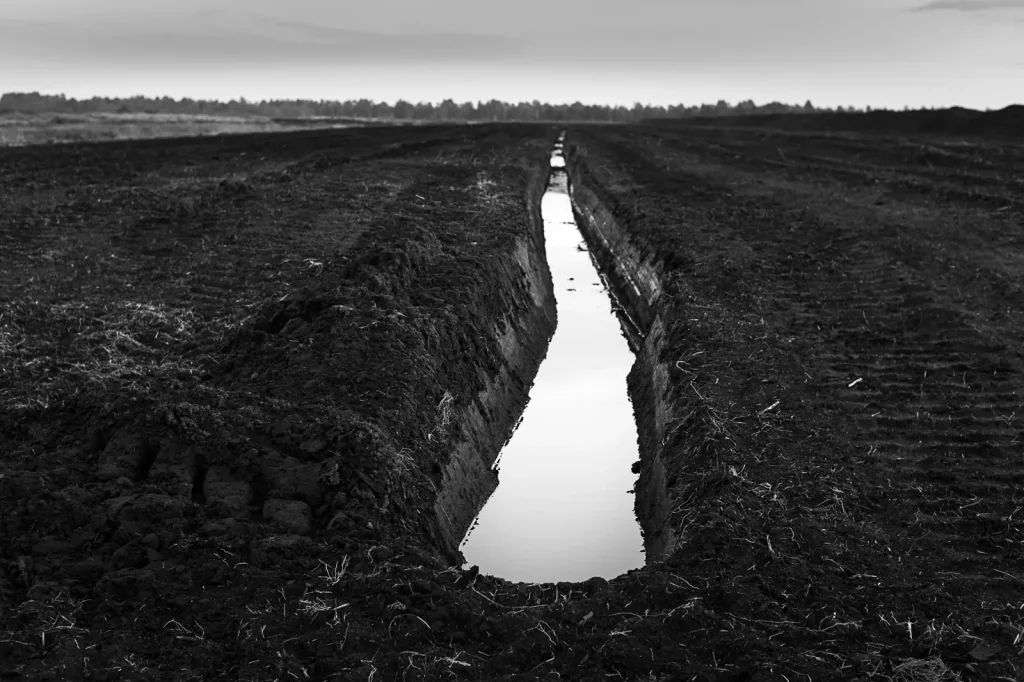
[433,168,557,557]
[566,153,678,560]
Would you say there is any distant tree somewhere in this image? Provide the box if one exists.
[413,102,435,119]
[393,99,414,120]
[479,99,507,121]
[352,99,373,118]
[734,100,755,115]
[437,99,460,121]
[0,90,882,123]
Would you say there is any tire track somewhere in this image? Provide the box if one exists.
[740,175,1024,581]
[584,123,1024,602]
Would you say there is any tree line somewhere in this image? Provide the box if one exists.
[0,91,873,123]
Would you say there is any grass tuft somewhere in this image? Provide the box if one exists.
[891,657,962,682]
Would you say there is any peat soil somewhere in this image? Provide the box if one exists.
[1,115,1022,681]
[565,121,1024,680]
[649,104,1024,141]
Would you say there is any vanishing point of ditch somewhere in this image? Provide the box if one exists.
[459,135,645,583]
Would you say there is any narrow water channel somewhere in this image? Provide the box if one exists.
[459,135,644,583]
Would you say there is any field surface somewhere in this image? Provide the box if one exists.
[2,115,1023,680]
[0,112,374,147]
[569,121,1024,680]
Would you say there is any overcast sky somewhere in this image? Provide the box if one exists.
[1,0,1021,109]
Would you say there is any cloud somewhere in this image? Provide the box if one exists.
[911,0,1024,11]
[0,13,525,65]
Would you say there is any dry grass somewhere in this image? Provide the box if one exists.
[890,657,962,682]
[427,390,455,443]
[0,298,218,411]
[0,112,361,147]
[0,590,88,650]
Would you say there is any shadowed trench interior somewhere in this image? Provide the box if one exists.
[459,135,645,583]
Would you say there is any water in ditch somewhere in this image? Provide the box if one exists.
[459,136,644,583]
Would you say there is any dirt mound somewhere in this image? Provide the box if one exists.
[647,104,1024,139]
[1,124,582,680]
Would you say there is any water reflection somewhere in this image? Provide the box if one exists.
[459,138,644,583]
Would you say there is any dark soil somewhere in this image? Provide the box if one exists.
[650,104,1024,140]
[567,120,1024,680]
[2,112,1023,680]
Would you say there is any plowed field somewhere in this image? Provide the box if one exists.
[2,113,1023,681]
[569,120,1024,680]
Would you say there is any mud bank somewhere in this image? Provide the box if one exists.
[447,144,673,568]
[434,171,556,555]
[564,150,677,559]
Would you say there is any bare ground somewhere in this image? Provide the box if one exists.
[1,114,1023,680]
